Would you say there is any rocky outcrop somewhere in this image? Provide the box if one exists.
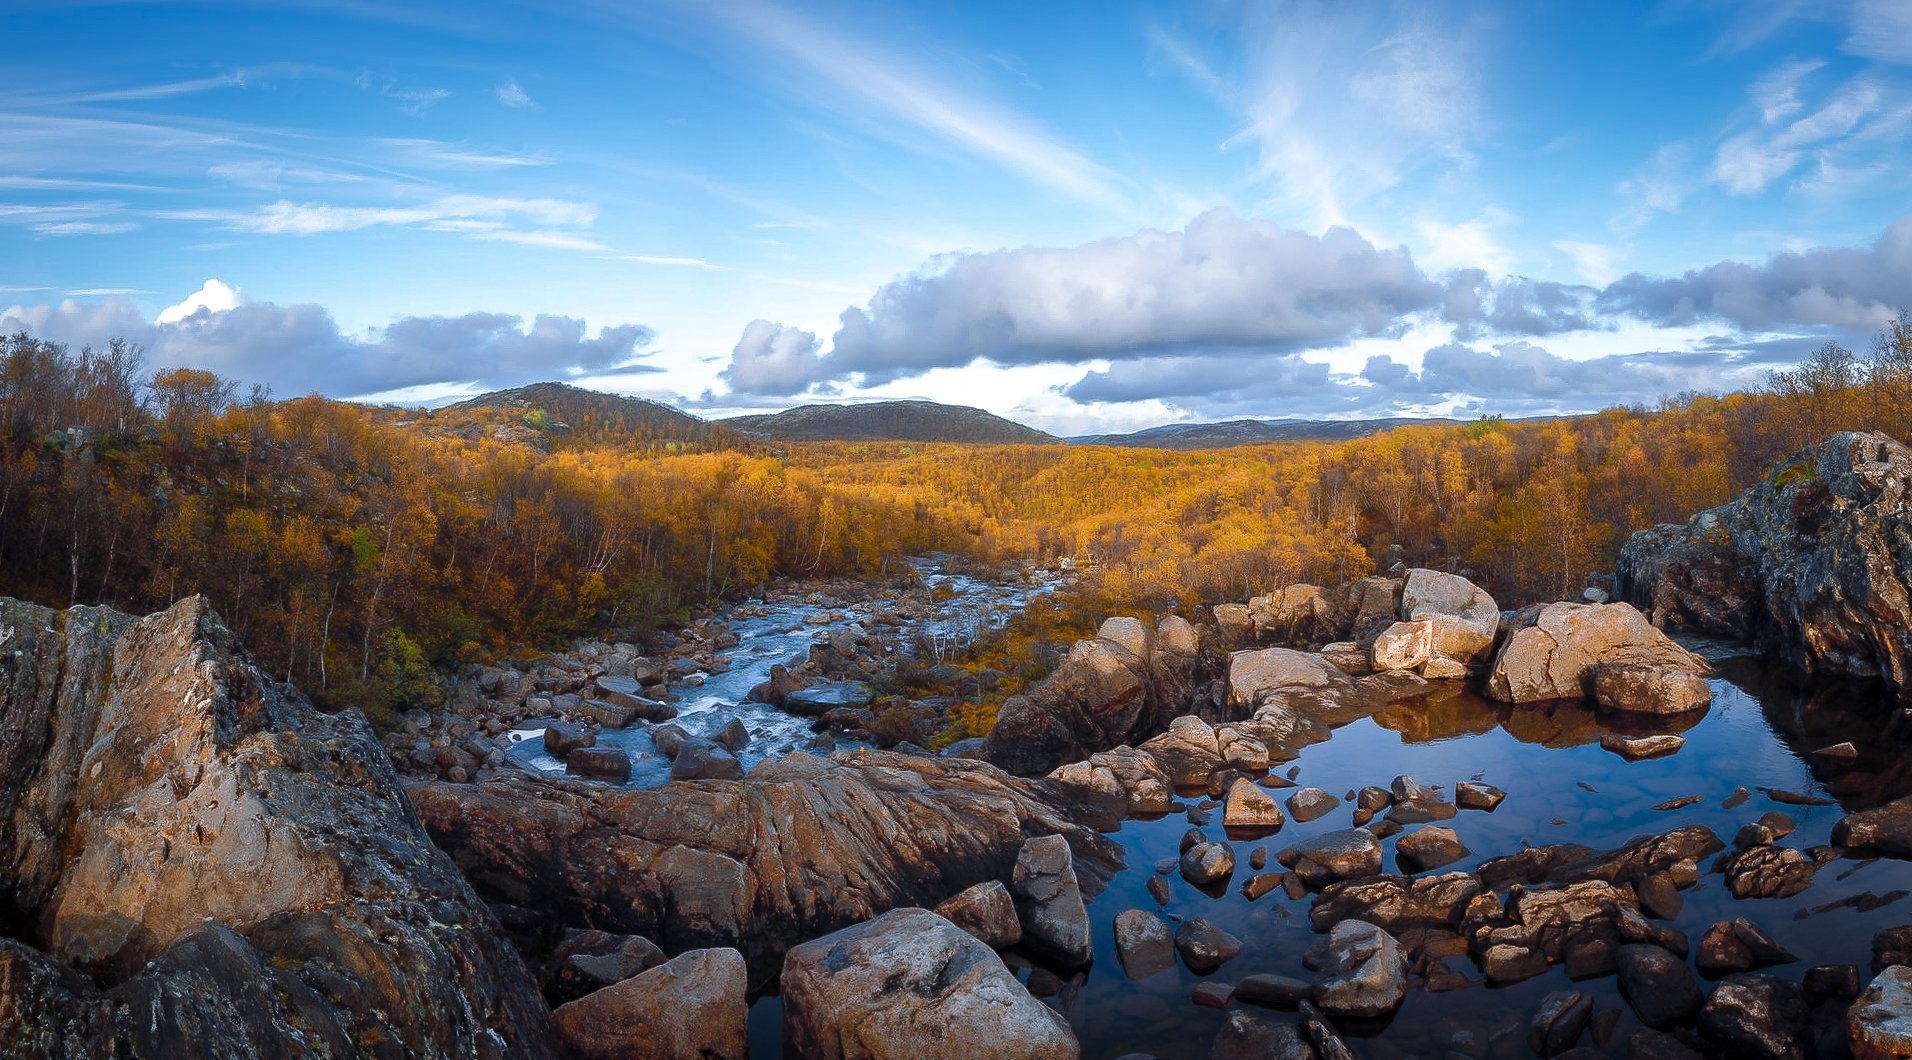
[0,595,550,1057]
[410,747,1119,979]
[1850,966,1912,1059]
[1222,577,1403,649]
[981,615,1203,775]
[1616,431,1912,695]
[1484,601,1710,703]
[781,908,1078,1060]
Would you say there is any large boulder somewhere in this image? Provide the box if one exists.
[781,908,1078,1060]
[412,748,1119,981]
[1850,965,1912,1060]
[1010,834,1093,967]
[0,596,550,1057]
[551,947,747,1060]
[980,637,1158,775]
[1226,647,1353,713]
[1616,432,1912,694]
[1485,601,1710,703]
[1400,568,1501,668]
[1308,919,1407,1018]
[1834,794,1912,857]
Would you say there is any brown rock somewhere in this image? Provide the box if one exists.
[552,948,747,1060]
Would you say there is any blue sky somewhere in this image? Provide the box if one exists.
[4,0,1912,432]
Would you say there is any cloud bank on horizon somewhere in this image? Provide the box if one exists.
[4,0,1911,430]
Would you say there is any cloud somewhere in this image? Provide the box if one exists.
[1846,0,1912,63]
[168,194,597,237]
[157,278,247,324]
[1711,64,1903,195]
[496,77,536,109]
[30,220,137,236]
[706,0,1126,210]
[1555,241,1624,286]
[723,208,1440,394]
[1599,214,1912,330]
[2,289,655,398]
[725,320,825,395]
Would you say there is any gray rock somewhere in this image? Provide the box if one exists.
[712,717,750,752]
[1485,601,1709,703]
[1849,966,1912,1059]
[783,681,877,715]
[1173,917,1242,974]
[932,881,1021,949]
[1395,826,1470,872]
[566,746,633,783]
[1600,733,1686,760]
[1835,794,1912,857]
[544,721,595,757]
[1277,829,1383,888]
[1593,663,1713,715]
[1011,835,1092,968]
[1455,781,1506,811]
[1285,787,1340,823]
[1210,1010,1315,1060]
[669,738,745,782]
[1309,919,1407,1019]
[1180,841,1236,886]
[1530,989,1594,1057]
[781,908,1077,1060]
[1112,909,1175,980]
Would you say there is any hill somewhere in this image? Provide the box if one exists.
[722,400,1058,444]
[1068,417,1464,448]
[445,382,737,450]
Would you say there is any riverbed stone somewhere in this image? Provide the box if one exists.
[1210,1010,1315,1060]
[712,717,750,752]
[1285,786,1340,823]
[1396,826,1470,872]
[1278,829,1384,888]
[1173,917,1242,974]
[1849,966,1912,1060]
[1308,919,1407,1019]
[781,908,1078,1060]
[1529,989,1594,1057]
[1011,834,1092,968]
[1180,841,1236,886]
[783,681,877,716]
[1456,781,1506,811]
[932,881,1021,949]
[544,721,595,757]
[669,738,744,781]
[1720,844,1817,899]
[1138,715,1226,787]
[1835,795,1912,857]
[1698,973,1809,1060]
[566,745,633,783]
[1600,733,1686,760]
[1112,909,1175,980]
[1617,944,1704,1029]
[1224,778,1285,831]
[1592,663,1713,715]
[551,947,747,1060]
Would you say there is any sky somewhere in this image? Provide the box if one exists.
[4,0,1912,434]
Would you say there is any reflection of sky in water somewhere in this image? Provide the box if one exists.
[506,558,1058,787]
[738,641,1912,1058]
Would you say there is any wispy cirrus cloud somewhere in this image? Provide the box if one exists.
[167,194,597,236]
[704,0,1128,210]
[496,77,537,109]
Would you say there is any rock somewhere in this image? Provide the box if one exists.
[1601,733,1686,760]
[933,881,1021,949]
[550,930,667,1002]
[747,662,805,704]
[981,638,1157,775]
[1285,786,1340,823]
[1807,964,1863,999]
[1592,663,1713,715]
[669,737,745,781]
[1485,601,1710,703]
[1173,917,1243,973]
[1530,989,1594,1057]
[1617,944,1705,1029]
[783,681,877,716]
[0,596,551,1056]
[1214,602,1255,646]
[1396,827,1470,872]
[1720,844,1817,899]
[1371,620,1432,672]
[1224,778,1286,831]
[1157,615,1201,657]
[1835,795,1912,857]
[1736,811,1798,848]
[1307,871,1482,933]
[1815,740,1861,764]
[1139,716,1226,787]
[781,908,1078,1060]
[552,947,747,1060]
[1210,1009,1315,1059]
[1278,829,1384,888]
[1698,973,1810,1060]
[1180,841,1236,886]
[1400,568,1502,667]
[1236,973,1313,1008]
[651,722,689,758]
[712,717,750,751]
[1048,746,1174,814]
[1112,909,1175,979]
[566,745,633,783]
[1629,1029,1705,1059]
[1616,432,1912,695]
[1309,919,1407,1018]
[411,749,1117,979]
[1850,966,1912,1060]
[1226,647,1353,713]
[1097,616,1154,663]
[1456,782,1506,811]
[544,721,595,757]
[1192,981,1233,1008]
[1698,921,1755,976]
[1011,834,1093,968]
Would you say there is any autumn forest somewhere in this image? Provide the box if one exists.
[3,315,1909,723]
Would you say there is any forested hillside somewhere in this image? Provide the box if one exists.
[1,313,1906,719]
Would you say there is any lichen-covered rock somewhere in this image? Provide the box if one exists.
[1616,431,1912,694]
[1485,601,1710,703]
[781,908,1078,1060]
[552,948,747,1060]
[1228,648,1353,712]
[1850,965,1912,1060]
[0,595,550,1057]
[980,637,1164,775]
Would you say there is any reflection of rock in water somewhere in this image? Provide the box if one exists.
[1373,684,1707,749]
[1717,653,1912,810]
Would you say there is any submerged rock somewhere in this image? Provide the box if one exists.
[781,908,1078,1060]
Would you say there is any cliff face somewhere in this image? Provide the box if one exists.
[1616,431,1912,694]
[0,595,551,1058]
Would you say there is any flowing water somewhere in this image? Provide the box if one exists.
[503,558,1059,787]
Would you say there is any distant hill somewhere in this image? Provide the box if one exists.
[1068,417,1465,449]
[721,400,1059,444]
[445,382,737,450]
